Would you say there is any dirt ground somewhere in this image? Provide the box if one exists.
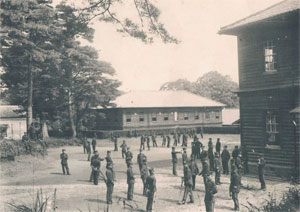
[0,134,295,212]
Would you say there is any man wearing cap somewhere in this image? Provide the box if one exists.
[216,138,221,154]
[221,145,230,175]
[146,167,156,212]
[60,149,70,175]
[195,138,203,159]
[214,152,221,185]
[230,166,241,211]
[171,147,181,176]
[257,154,266,190]
[140,158,148,196]
[182,147,188,166]
[126,147,133,167]
[208,141,214,171]
[127,162,135,200]
[137,149,146,173]
[106,151,114,169]
[120,140,127,159]
[106,163,114,204]
[91,151,104,185]
[232,145,240,159]
[189,156,199,190]
[204,175,218,212]
[181,163,194,204]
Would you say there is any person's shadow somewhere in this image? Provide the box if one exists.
[50,172,63,175]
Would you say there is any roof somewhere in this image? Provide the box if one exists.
[290,107,300,113]
[105,90,225,109]
[222,108,240,125]
[0,105,25,118]
[219,0,300,34]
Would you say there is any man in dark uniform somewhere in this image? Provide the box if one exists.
[167,135,171,148]
[162,135,166,147]
[113,137,118,151]
[126,147,133,167]
[127,162,135,200]
[181,163,194,204]
[221,145,230,175]
[91,152,104,185]
[146,167,156,212]
[140,135,145,150]
[82,136,87,154]
[195,138,203,159]
[200,145,208,161]
[60,149,70,175]
[258,154,266,190]
[92,135,97,153]
[232,145,240,159]
[204,176,218,212]
[216,138,221,154]
[152,134,158,147]
[208,144,215,171]
[86,140,92,161]
[140,158,148,196]
[120,140,127,159]
[189,157,199,190]
[137,149,146,173]
[146,136,151,151]
[105,151,113,169]
[171,147,181,176]
[182,147,188,166]
[182,134,188,147]
[199,158,210,184]
[173,133,178,146]
[214,152,221,185]
[106,163,114,204]
[230,166,241,211]
[208,138,213,149]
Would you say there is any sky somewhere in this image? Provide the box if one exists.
[79,0,283,91]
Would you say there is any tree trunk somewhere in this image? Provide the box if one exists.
[27,61,33,133]
[68,89,76,138]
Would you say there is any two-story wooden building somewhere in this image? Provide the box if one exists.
[95,90,224,130]
[219,0,299,178]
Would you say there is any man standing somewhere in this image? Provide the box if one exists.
[152,134,158,147]
[146,136,151,151]
[167,135,171,148]
[113,137,118,151]
[60,149,70,175]
[126,147,133,167]
[181,163,194,204]
[221,145,230,175]
[232,145,240,159]
[86,140,92,161]
[137,149,146,173]
[171,147,181,176]
[195,138,203,159]
[200,145,208,161]
[146,167,156,212]
[216,138,221,154]
[127,162,135,200]
[82,136,87,154]
[182,147,188,166]
[105,151,114,169]
[208,144,215,171]
[120,140,127,159]
[140,158,148,196]
[199,158,210,184]
[22,132,30,153]
[258,154,266,190]
[204,176,218,212]
[162,135,166,147]
[214,152,221,185]
[92,135,97,153]
[189,157,199,190]
[106,163,114,204]
[230,166,241,211]
[91,152,104,185]
[140,135,145,150]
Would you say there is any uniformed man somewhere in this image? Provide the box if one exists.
[106,163,114,204]
[199,158,210,184]
[113,137,118,151]
[181,163,194,204]
[232,145,240,159]
[208,138,213,149]
[229,166,241,211]
[146,167,156,212]
[214,152,221,185]
[146,136,151,151]
[86,140,92,161]
[140,158,148,196]
[216,138,221,154]
[82,136,87,154]
[200,145,208,161]
[22,132,30,153]
[137,149,146,173]
[127,162,135,200]
[182,147,188,166]
[167,135,171,148]
[140,135,145,150]
[173,133,178,146]
[152,134,158,147]
[195,138,203,159]
[208,143,214,171]
[221,145,230,175]
[120,140,127,159]
[60,149,70,175]
[258,154,266,190]
[182,134,188,147]
[204,176,218,212]
[171,147,181,175]
[92,135,97,153]
[189,157,199,190]
[126,147,133,167]
[105,151,114,169]
[162,135,166,147]
[91,152,104,185]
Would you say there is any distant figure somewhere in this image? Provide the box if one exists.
[113,137,118,151]
[208,138,213,149]
[167,135,171,148]
[105,163,114,204]
[82,136,87,154]
[91,152,104,185]
[127,162,135,200]
[195,138,203,159]
[60,149,70,175]
[146,167,156,212]
[204,176,217,212]
[208,144,214,171]
[216,138,221,154]
[182,147,188,166]
[146,136,151,151]
[105,151,114,169]
[162,135,166,147]
[199,158,210,184]
[221,145,230,175]
[125,147,133,167]
[189,157,199,190]
[181,163,194,204]
[140,158,148,196]
[230,166,241,211]
[140,135,145,150]
[232,145,240,159]
[171,147,181,176]
[214,152,221,185]
[120,140,127,158]
[258,154,266,190]
[200,145,208,161]
[152,134,158,147]
[137,149,146,173]
[92,135,97,153]
[22,132,30,153]
[86,140,91,161]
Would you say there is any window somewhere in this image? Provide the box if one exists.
[126,117,131,123]
[139,116,144,122]
[266,111,279,144]
[264,40,277,72]
[215,112,219,119]
[195,113,199,120]
[152,116,157,122]
[205,112,210,120]
[164,115,169,121]
[184,113,189,120]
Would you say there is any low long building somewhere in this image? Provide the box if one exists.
[96,90,225,130]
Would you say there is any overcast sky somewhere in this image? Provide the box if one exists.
[81,0,283,91]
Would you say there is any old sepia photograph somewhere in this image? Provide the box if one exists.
[0,0,299,211]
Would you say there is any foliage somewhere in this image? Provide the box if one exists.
[160,71,239,108]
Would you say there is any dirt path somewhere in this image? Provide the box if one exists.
[0,134,294,212]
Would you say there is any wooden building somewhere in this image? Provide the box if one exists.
[219,0,299,178]
[95,90,224,130]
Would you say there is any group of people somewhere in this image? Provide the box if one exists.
[59,133,266,212]
[21,130,47,156]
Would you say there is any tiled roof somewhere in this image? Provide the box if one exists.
[219,0,300,34]
[0,105,25,118]
[109,90,225,108]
